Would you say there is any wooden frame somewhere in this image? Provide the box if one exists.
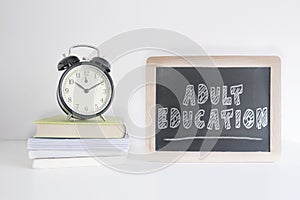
[146,56,281,162]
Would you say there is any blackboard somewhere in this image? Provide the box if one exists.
[146,56,281,162]
[155,67,270,152]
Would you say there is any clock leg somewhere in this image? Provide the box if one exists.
[99,115,106,122]
[66,114,72,121]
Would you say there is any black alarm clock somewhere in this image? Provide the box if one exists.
[57,45,114,120]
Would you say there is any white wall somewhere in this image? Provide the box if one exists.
[0,0,298,141]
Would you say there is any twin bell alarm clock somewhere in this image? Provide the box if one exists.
[56,45,113,120]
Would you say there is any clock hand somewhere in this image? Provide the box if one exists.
[86,81,104,92]
[75,82,88,93]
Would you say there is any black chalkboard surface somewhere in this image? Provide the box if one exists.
[155,67,270,152]
[146,56,281,162]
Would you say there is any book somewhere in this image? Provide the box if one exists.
[29,115,129,168]
[27,137,129,150]
[33,115,126,138]
[32,156,127,169]
[28,149,128,159]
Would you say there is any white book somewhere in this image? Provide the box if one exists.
[28,149,128,159]
[27,137,129,150]
[32,157,127,169]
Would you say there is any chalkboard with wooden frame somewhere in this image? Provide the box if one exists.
[146,56,281,162]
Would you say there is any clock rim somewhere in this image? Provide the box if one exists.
[57,61,114,120]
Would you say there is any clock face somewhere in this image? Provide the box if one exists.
[60,65,112,116]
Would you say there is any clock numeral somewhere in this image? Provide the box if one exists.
[67,97,72,103]
[103,89,107,94]
[95,104,99,110]
[69,79,74,85]
[75,104,79,109]
[64,88,69,93]
[94,73,98,79]
[76,72,80,78]
[84,106,88,112]
[100,98,104,103]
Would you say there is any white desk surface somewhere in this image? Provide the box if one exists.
[0,140,299,200]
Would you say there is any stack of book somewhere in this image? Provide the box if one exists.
[28,115,129,168]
